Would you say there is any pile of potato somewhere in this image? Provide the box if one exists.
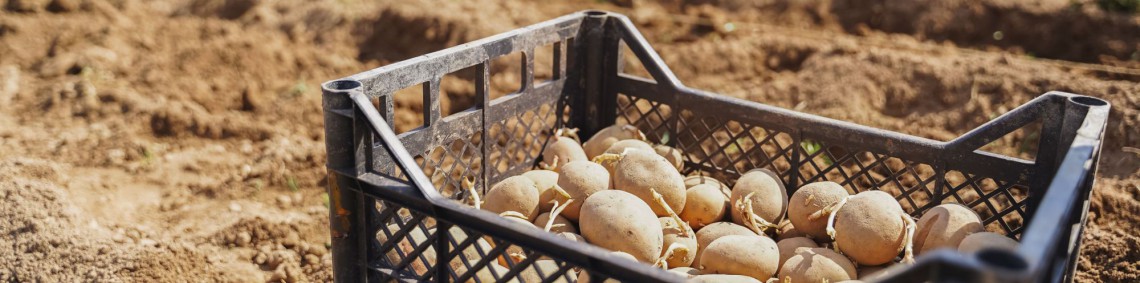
[459,125,1020,283]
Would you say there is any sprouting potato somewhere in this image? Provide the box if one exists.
[534,212,578,234]
[541,129,588,172]
[699,235,780,281]
[579,190,664,263]
[556,160,611,221]
[679,183,729,230]
[484,176,541,221]
[522,169,569,212]
[691,222,757,268]
[730,169,788,234]
[957,232,1019,253]
[913,203,984,254]
[787,181,849,240]
[777,247,857,283]
[832,190,916,266]
[654,186,698,268]
[594,149,686,217]
[583,125,646,160]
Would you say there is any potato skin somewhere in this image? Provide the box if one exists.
[776,237,819,271]
[542,136,588,172]
[778,247,857,283]
[699,235,780,281]
[730,169,789,228]
[679,183,729,230]
[668,267,701,278]
[691,222,756,268]
[604,139,653,155]
[583,125,643,159]
[534,212,578,234]
[684,175,728,191]
[578,252,639,283]
[776,220,807,241]
[688,274,763,283]
[857,264,889,280]
[579,190,664,263]
[484,176,541,221]
[556,161,611,221]
[522,170,565,212]
[611,150,687,216]
[652,144,684,171]
[914,203,983,254]
[659,217,698,267]
[787,181,849,239]
[519,260,576,283]
[958,232,1019,253]
[835,190,907,265]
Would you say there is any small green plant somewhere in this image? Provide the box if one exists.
[287,80,308,98]
[141,147,156,166]
[287,176,300,192]
[801,139,833,166]
[251,179,264,194]
[1098,0,1140,13]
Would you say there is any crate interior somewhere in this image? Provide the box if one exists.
[360,31,1036,283]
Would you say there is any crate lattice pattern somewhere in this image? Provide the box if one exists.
[617,93,1030,238]
[368,197,622,282]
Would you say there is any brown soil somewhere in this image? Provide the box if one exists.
[0,0,1136,282]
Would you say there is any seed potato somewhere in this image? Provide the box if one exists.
[788,181,849,239]
[775,237,819,271]
[541,136,588,172]
[699,235,780,281]
[521,170,568,212]
[583,125,645,159]
[958,232,1019,253]
[579,190,664,263]
[730,169,788,233]
[606,149,687,216]
[556,161,611,221]
[692,222,757,268]
[913,203,984,254]
[777,247,857,283]
[679,183,729,230]
[834,190,910,266]
[483,176,541,221]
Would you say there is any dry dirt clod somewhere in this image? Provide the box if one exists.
[46,0,80,12]
[6,0,49,12]
[0,65,19,105]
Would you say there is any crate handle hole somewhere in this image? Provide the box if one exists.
[1069,96,1108,107]
[584,10,607,17]
[325,80,362,91]
[975,248,1028,271]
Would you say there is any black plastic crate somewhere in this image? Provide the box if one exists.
[321,10,1110,283]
